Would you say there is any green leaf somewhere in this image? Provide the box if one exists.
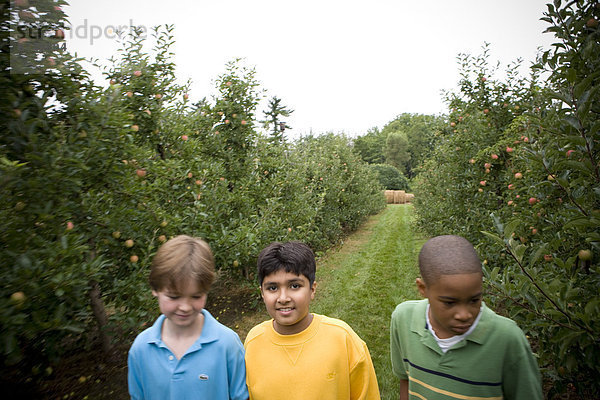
[504,219,521,239]
[566,68,577,83]
[481,231,504,246]
[564,115,580,131]
[513,244,528,264]
[564,218,594,229]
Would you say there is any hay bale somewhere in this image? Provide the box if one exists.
[384,190,395,204]
[394,190,406,204]
[406,193,415,203]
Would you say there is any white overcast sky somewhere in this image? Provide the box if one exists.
[63,0,556,139]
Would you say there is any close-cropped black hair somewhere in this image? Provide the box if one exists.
[418,235,482,285]
[257,241,316,286]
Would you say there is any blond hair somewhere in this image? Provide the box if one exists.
[149,235,216,292]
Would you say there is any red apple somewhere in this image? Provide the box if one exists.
[183,93,189,100]
[479,180,486,186]
[450,122,456,127]
[528,197,537,205]
[126,91,133,98]
[131,124,139,132]
[158,235,167,243]
[225,119,230,124]
[507,200,514,206]
[508,184,514,189]
[566,149,575,158]
[544,254,553,262]
[154,93,162,99]
[241,120,247,125]
[514,172,523,179]
[125,239,134,248]
[181,135,188,141]
[483,108,489,114]
[66,221,74,230]
[481,77,487,82]
[136,169,146,178]
[469,158,475,164]
[133,70,142,77]
[484,163,491,169]
[225,81,232,87]
[506,146,514,153]
[491,154,498,160]
[130,255,139,263]
[54,29,65,39]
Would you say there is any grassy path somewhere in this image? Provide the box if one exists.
[311,204,427,400]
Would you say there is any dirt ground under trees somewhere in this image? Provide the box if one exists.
[0,277,263,400]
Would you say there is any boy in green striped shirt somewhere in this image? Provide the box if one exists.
[390,235,542,400]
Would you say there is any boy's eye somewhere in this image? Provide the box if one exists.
[290,283,301,289]
[167,295,180,300]
[265,285,277,291]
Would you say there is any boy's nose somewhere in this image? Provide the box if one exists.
[178,299,193,310]
[277,289,291,302]
[455,308,472,321]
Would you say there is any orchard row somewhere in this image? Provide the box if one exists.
[412,2,599,397]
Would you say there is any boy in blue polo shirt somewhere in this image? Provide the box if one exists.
[390,235,542,400]
[127,235,248,400]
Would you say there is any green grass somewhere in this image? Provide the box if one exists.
[311,204,427,400]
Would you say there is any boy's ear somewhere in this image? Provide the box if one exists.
[310,281,317,300]
[151,290,158,298]
[416,278,427,298]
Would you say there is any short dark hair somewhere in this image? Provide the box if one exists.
[418,235,482,285]
[257,241,316,286]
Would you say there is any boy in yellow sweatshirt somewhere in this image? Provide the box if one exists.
[244,241,380,400]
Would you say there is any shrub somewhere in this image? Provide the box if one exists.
[370,163,409,190]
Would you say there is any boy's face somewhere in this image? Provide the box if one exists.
[417,272,482,339]
[260,269,316,335]
[153,280,207,329]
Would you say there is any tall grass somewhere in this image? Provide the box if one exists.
[312,204,427,400]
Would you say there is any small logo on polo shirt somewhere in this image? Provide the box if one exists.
[199,374,209,380]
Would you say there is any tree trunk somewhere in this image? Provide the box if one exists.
[89,279,112,354]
